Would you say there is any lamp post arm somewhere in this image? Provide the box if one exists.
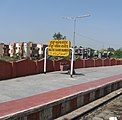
[73,19,76,47]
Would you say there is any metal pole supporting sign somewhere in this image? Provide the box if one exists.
[70,47,74,77]
[44,47,74,77]
[44,47,48,74]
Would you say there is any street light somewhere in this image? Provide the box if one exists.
[63,14,91,47]
[62,14,91,76]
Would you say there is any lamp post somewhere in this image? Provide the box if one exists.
[62,14,91,76]
[63,14,91,47]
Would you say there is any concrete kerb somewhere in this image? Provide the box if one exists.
[55,88,122,120]
[0,90,84,119]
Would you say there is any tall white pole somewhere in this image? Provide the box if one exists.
[70,48,74,77]
[63,14,91,47]
[44,47,48,74]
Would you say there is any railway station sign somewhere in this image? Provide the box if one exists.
[48,39,71,57]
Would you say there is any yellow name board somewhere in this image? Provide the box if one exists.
[48,40,71,57]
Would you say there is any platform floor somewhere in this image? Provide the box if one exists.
[0,65,122,103]
[0,65,122,118]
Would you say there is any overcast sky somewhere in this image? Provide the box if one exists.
[0,0,122,49]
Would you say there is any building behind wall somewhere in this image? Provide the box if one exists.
[15,42,24,58]
[23,42,28,58]
[9,42,16,57]
[37,43,46,59]
[9,42,24,58]
[4,44,9,56]
[37,44,48,59]
[8,42,47,60]
[0,43,10,57]
[9,42,29,58]
[27,42,38,59]
[27,42,47,59]
[0,43,4,57]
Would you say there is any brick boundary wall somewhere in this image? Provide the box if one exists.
[0,60,12,80]
[0,58,122,80]
[94,58,102,67]
[0,74,122,120]
[110,58,117,66]
[102,58,110,66]
[83,59,95,68]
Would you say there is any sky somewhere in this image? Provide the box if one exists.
[0,0,122,49]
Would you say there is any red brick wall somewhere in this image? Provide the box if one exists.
[84,59,94,68]
[94,58,102,67]
[0,60,12,80]
[53,59,70,71]
[12,59,37,77]
[110,58,117,66]
[120,59,122,65]
[53,60,61,71]
[36,59,44,73]
[46,59,54,72]
[0,58,121,80]
[12,61,17,78]
[36,59,57,73]
[102,58,110,66]
[116,59,121,65]
[27,60,37,75]
[74,59,84,69]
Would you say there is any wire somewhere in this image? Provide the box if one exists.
[76,33,105,44]
[76,33,121,47]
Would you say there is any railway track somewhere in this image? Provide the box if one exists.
[56,88,122,120]
[77,93,122,120]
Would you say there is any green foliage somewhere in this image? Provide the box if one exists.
[113,48,122,58]
[53,32,66,40]
[12,54,21,60]
[0,54,21,61]
[0,56,13,61]
[107,47,115,52]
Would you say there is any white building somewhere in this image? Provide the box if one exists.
[9,43,15,57]
[37,44,43,58]
[15,42,21,54]
[23,42,28,58]
[9,42,45,59]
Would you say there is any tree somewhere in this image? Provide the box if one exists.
[53,32,66,40]
[107,47,115,52]
[113,48,122,58]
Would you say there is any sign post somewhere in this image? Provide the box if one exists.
[44,47,48,74]
[48,40,71,57]
[70,48,74,77]
[44,39,74,77]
